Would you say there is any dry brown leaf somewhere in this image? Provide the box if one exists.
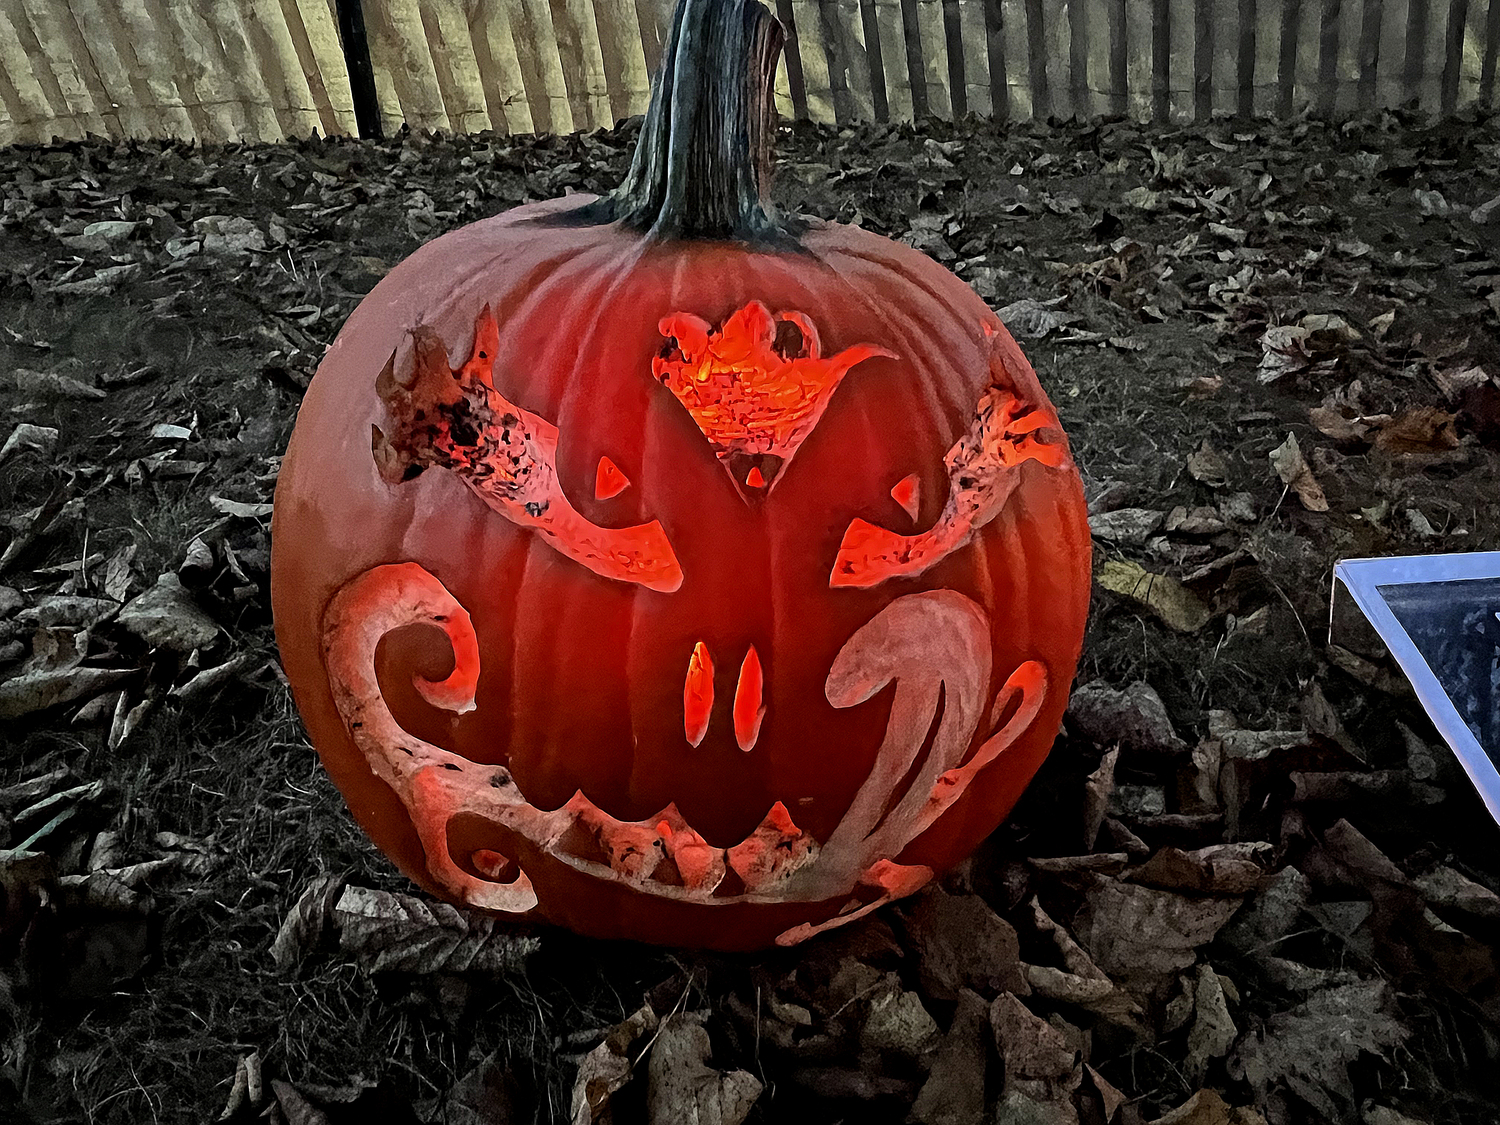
[0,665,134,720]
[571,1005,658,1125]
[1074,877,1245,988]
[1371,406,1460,454]
[1268,433,1328,511]
[270,1080,333,1125]
[272,873,349,971]
[1089,508,1165,546]
[1096,560,1213,632]
[1149,1089,1267,1125]
[1069,681,1189,755]
[645,1013,762,1125]
[0,424,59,463]
[1228,981,1407,1120]
[117,573,220,652]
[1184,964,1237,1082]
[1125,844,1270,896]
[1085,1065,1127,1122]
[861,980,941,1056]
[911,990,990,1125]
[332,885,539,975]
[1432,364,1491,400]
[1186,442,1229,487]
[1308,405,1370,442]
[1084,749,1119,851]
[990,993,1075,1081]
[906,887,1028,1002]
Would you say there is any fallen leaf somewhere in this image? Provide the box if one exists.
[272,873,349,971]
[117,574,221,653]
[1069,680,1188,755]
[270,1080,333,1125]
[1074,877,1245,989]
[1268,433,1328,511]
[13,369,106,400]
[1372,407,1460,454]
[1149,1088,1267,1125]
[1432,364,1491,401]
[571,1005,658,1125]
[1085,1065,1127,1122]
[1096,560,1213,632]
[910,990,990,1125]
[905,887,1028,1002]
[990,993,1075,1081]
[0,665,134,720]
[0,424,59,463]
[1186,442,1229,487]
[995,296,1080,339]
[646,1013,762,1125]
[333,885,540,975]
[1228,981,1408,1120]
[1084,749,1119,851]
[1089,508,1166,546]
[861,979,941,1056]
[210,496,274,519]
[1185,964,1237,1082]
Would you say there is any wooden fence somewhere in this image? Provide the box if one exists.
[0,0,1496,144]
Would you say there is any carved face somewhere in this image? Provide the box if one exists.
[272,209,1090,950]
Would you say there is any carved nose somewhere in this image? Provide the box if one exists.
[683,642,765,752]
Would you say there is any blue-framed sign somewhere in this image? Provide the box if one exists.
[1333,552,1500,822]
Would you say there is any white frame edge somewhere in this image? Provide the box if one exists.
[1332,552,1500,824]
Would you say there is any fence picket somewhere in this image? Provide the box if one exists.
[1,0,1497,144]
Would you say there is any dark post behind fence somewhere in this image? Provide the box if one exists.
[335,0,382,139]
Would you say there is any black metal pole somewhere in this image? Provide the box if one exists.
[335,0,383,140]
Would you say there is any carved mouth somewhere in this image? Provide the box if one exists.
[322,563,1047,946]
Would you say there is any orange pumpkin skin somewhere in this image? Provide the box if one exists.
[270,0,1090,951]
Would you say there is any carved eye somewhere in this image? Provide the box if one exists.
[371,307,684,592]
[594,456,631,500]
[831,371,1071,589]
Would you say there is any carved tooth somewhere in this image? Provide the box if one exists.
[577,804,664,882]
[726,801,817,892]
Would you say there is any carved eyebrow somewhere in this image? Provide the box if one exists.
[371,305,683,592]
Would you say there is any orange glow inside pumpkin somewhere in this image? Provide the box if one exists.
[594,455,630,500]
[653,300,891,472]
[733,645,765,752]
[890,473,920,521]
[683,640,714,747]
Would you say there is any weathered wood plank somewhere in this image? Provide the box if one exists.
[421,0,495,134]
[282,0,356,136]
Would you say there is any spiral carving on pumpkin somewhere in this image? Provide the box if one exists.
[321,563,1046,943]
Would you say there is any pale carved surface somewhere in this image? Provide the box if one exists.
[831,328,1075,588]
[321,563,1047,944]
[371,307,684,592]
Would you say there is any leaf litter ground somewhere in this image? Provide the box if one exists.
[1,106,1499,1125]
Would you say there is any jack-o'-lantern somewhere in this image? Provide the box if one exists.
[271,0,1090,950]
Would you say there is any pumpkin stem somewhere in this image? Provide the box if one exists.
[580,0,799,243]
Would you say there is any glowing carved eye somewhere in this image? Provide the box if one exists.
[595,456,631,500]
[831,338,1072,588]
[371,307,683,592]
[733,646,765,752]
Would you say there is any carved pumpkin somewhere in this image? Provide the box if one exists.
[271,0,1090,950]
